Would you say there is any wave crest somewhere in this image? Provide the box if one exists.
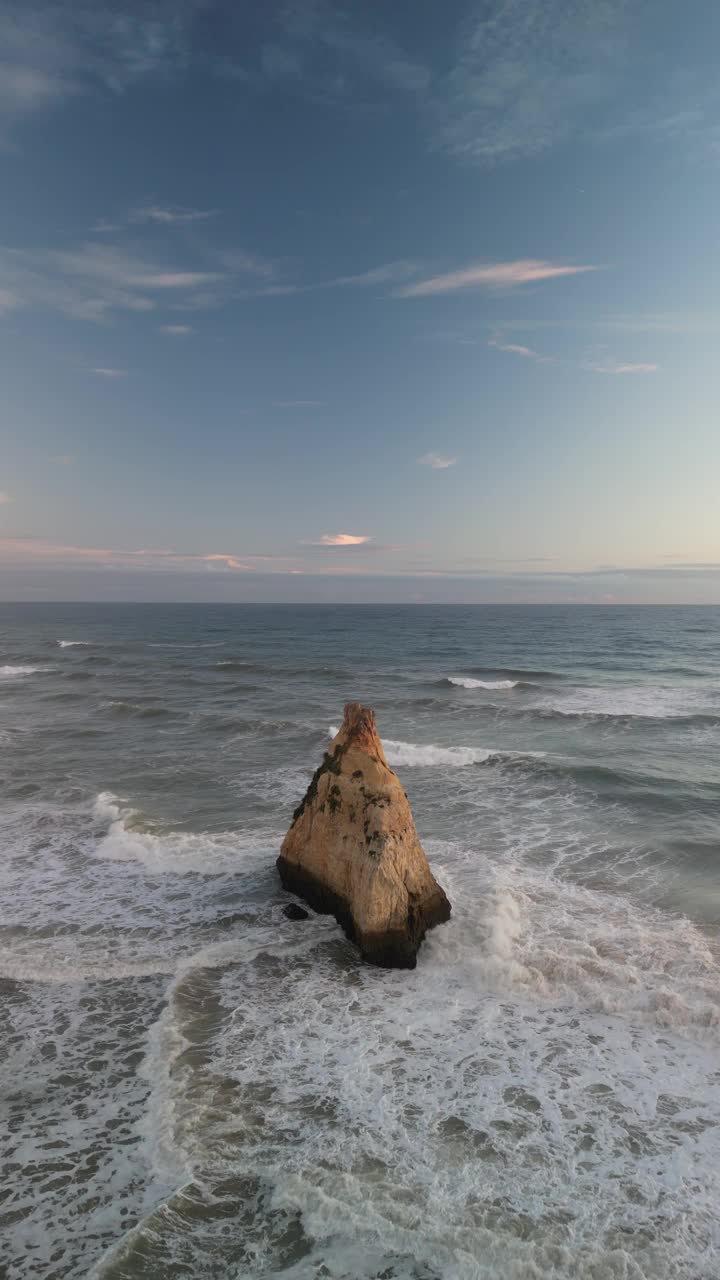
[327,727,542,769]
[447,675,519,690]
[0,664,51,678]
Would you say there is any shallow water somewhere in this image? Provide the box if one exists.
[1,603,719,1279]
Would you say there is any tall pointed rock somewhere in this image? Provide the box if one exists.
[277,703,451,968]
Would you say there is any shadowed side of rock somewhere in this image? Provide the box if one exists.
[277,702,451,968]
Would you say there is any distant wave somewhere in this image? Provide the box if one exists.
[467,666,564,682]
[538,685,718,722]
[57,640,91,648]
[327,726,542,769]
[213,659,350,679]
[446,676,519,690]
[0,665,51,678]
[104,700,181,719]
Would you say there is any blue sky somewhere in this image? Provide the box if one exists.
[1,0,720,603]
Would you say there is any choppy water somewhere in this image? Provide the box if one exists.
[1,603,719,1280]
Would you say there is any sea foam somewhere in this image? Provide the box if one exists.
[328,727,542,768]
[446,675,519,690]
[0,664,51,677]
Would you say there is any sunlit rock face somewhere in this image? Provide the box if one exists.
[277,702,451,968]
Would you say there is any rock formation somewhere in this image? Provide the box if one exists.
[277,702,451,968]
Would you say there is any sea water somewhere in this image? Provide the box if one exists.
[1,603,719,1280]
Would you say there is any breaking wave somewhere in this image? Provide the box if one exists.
[0,664,51,678]
[327,727,542,768]
[91,792,271,876]
[539,684,719,721]
[446,675,519,690]
[57,640,91,648]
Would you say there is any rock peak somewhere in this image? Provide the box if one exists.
[337,702,385,758]
[277,705,451,968]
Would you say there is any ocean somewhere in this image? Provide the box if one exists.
[1,602,719,1280]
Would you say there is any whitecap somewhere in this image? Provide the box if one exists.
[327,727,542,769]
[543,684,716,720]
[447,675,518,690]
[0,664,51,678]
[57,640,91,648]
[91,791,274,875]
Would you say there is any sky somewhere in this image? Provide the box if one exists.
[1,0,720,604]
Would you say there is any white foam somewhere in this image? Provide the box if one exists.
[328,727,542,768]
[544,684,716,719]
[132,839,720,1280]
[57,639,91,647]
[385,737,493,767]
[0,664,51,677]
[92,791,274,876]
[447,675,518,690]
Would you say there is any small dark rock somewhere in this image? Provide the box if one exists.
[282,902,310,921]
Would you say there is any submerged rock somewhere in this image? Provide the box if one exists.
[277,702,451,968]
[282,902,310,921]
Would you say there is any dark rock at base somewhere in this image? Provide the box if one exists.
[282,902,310,921]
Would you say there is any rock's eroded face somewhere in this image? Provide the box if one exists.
[277,702,451,968]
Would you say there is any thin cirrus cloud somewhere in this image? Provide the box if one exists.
[488,337,550,362]
[417,452,457,469]
[0,1,205,146]
[91,366,127,378]
[487,337,658,375]
[396,259,602,297]
[585,360,658,375]
[0,241,226,322]
[129,205,215,226]
[329,261,419,288]
[0,538,253,572]
[159,324,193,336]
[307,534,372,546]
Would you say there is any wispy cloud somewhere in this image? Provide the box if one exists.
[329,261,419,288]
[227,4,430,109]
[307,533,372,546]
[584,360,659,375]
[91,366,127,378]
[488,336,550,362]
[219,250,277,279]
[486,333,659,375]
[0,1,205,146]
[159,323,192,335]
[129,204,215,226]
[0,241,224,322]
[397,259,601,297]
[0,491,12,505]
[417,453,457,469]
[432,0,720,166]
[0,537,254,572]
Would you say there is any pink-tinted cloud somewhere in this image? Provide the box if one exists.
[308,533,372,546]
[397,259,601,297]
[0,539,252,572]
